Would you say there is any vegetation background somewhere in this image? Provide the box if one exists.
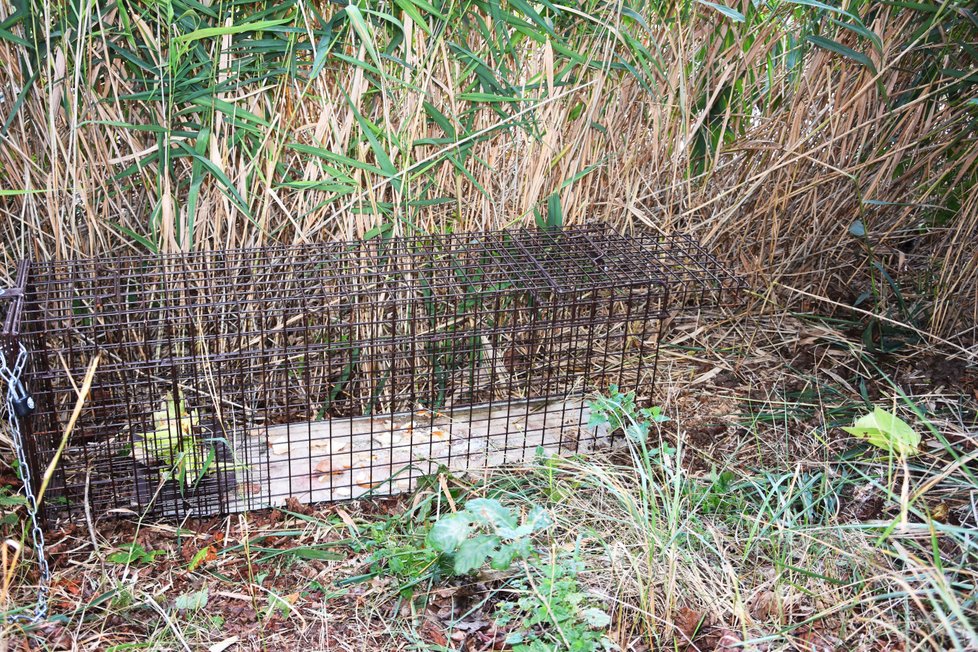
[0,0,975,344]
[0,0,976,650]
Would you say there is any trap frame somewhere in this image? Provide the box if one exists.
[2,226,741,523]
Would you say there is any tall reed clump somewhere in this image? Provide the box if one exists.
[0,0,975,344]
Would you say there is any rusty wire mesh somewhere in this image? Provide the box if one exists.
[4,226,742,523]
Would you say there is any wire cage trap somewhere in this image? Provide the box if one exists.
[2,226,741,523]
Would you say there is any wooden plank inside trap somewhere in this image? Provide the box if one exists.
[230,399,606,511]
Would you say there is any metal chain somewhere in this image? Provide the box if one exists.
[0,341,49,624]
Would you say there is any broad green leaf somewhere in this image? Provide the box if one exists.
[870,407,919,452]
[453,535,498,574]
[560,163,603,189]
[174,142,252,218]
[510,537,533,559]
[625,421,650,442]
[310,33,337,81]
[786,0,859,21]
[175,588,209,611]
[505,632,525,645]
[0,494,27,507]
[582,607,612,629]
[276,180,357,194]
[648,406,670,423]
[458,92,527,103]
[342,91,400,192]
[265,591,293,618]
[106,543,162,565]
[190,97,270,128]
[399,0,445,19]
[132,392,214,486]
[345,4,381,67]
[842,407,920,457]
[695,0,745,22]
[426,512,472,552]
[806,35,878,74]
[507,0,557,38]
[829,17,883,54]
[394,0,432,34]
[174,19,292,44]
[109,222,158,253]
[187,546,212,572]
[545,192,562,230]
[422,101,457,138]
[106,550,133,565]
[524,505,553,533]
[1,71,36,136]
[444,154,490,198]
[0,188,48,196]
[490,543,518,570]
[465,498,518,531]
[287,142,383,178]
[184,126,210,247]
[0,26,30,47]
[512,504,555,538]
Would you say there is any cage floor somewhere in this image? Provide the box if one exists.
[230,399,606,511]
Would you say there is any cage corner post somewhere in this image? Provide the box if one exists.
[2,259,47,521]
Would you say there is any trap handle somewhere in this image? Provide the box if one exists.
[1,259,30,355]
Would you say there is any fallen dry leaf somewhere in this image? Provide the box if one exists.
[311,439,350,454]
[351,453,378,466]
[796,627,840,651]
[187,545,216,572]
[371,431,405,446]
[715,629,743,652]
[208,637,239,652]
[421,618,448,646]
[269,438,290,456]
[353,469,383,489]
[873,638,906,652]
[237,482,262,496]
[334,507,358,534]
[749,590,777,620]
[315,458,351,477]
[675,606,704,643]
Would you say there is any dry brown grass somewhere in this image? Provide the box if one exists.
[0,0,975,345]
[1,1,977,649]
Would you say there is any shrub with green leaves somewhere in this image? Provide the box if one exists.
[426,498,553,575]
[588,384,669,444]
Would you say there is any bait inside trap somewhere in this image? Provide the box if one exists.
[4,226,741,523]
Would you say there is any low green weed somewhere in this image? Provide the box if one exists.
[494,552,615,652]
[426,498,553,575]
[361,494,554,596]
[588,384,670,446]
[106,543,165,565]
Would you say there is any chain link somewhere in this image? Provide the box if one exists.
[1,341,49,624]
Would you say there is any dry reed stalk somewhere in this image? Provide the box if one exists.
[0,0,974,347]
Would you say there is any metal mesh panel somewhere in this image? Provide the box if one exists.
[9,226,742,523]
